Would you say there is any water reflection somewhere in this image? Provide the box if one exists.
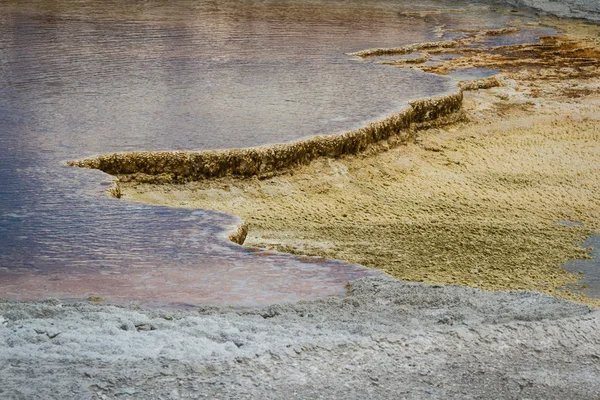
[0,0,526,307]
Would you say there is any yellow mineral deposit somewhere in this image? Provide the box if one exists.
[70,19,600,306]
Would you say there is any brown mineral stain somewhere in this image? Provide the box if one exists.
[67,92,463,183]
[367,20,600,77]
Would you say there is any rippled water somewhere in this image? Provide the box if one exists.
[0,0,543,307]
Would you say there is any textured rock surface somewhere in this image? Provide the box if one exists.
[1,277,600,399]
[68,92,463,183]
[489,0,600,22]
[16,9,599,400]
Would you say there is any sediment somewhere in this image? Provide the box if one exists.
[7,12,600,400]
[119,19,600,305]
[227,220,249,245]
[67,91,463,184]
[459,76,501,91]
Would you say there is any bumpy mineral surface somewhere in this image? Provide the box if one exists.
[370,20,600,76]
[2,277,600,399]
[68,92,463,183]
[121,20,600,305]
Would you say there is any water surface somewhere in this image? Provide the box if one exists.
[0,0,542,307]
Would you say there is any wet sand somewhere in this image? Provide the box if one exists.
[119,19,600,305]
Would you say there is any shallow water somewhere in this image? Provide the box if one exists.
[564,235,600,298]
[0,0,550,307]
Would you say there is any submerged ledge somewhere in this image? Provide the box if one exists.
[67,91,463,183]
[347,27,519,58]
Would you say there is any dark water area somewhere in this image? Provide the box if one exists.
[0,0,559,307]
